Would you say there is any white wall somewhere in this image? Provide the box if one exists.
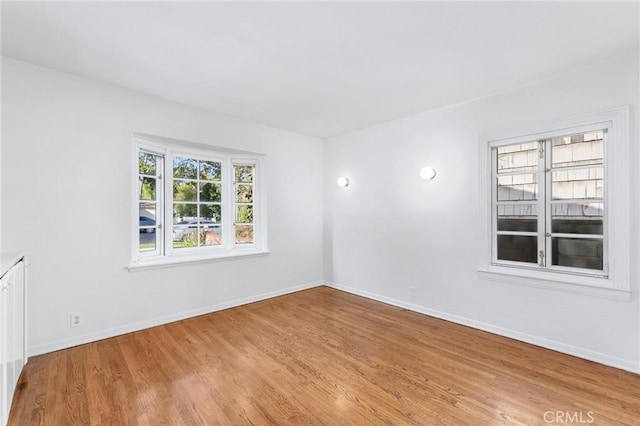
[3,52,638,373]
[324,54,640,373]
[1,58,324,355]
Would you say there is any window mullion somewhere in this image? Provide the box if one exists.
[543,139,552,269]
[165,151,174,256]
[224,159,233,250]
[534,140,547,269]
[157,154,165,257]
[251,165,258,248]
[196,161,201,248]
[491,148,498,264]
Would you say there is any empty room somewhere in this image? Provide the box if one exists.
[1,1,639,425]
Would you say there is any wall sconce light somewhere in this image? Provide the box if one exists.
[419,166,437,181]
[336,177,350,187]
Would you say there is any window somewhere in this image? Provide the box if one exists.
[493,131,605,274]
[478,108,630,300]
[233,164,255,244]
[138,150,164,257]
[171,155,223,250]
[132,135,267,268]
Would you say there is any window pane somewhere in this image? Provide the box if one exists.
[236,205,253,224]
[139,204,157,251]
[200,182,222,202]
[139,232,156,252]
[173,203,197,222]
[200,204,221,223]
[235,225,254,244]
[552,131,603,168]
[200,226,222,246]
[139,152,156,175]
[199,161,221,181]
[497,235,537,263]
[551,167,603,200]
[552,237,603,271]
[139,177,156,200]
[173,157,198,179]
[173,181,197,201]
[234,165,254,183]
[173,227,197,249]
[139,203,156,232]
[497,174,538,201]
[236,184,253,203]
[137,150,161,256]
[551,203,603,235]
[496,142,538,173]
[497,204,538,232]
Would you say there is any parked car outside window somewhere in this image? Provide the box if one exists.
[139,216,156,233]
[172,219,219,241]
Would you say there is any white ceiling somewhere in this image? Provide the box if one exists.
[2,2,638,139]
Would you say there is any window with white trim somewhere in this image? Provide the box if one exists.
[233,164,256,245]
[493,130,607,274]
[133,135,266,267]
[478,108,631,299]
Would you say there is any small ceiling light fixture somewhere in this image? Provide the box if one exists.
[336,177,350,187]
[419,166,437,181]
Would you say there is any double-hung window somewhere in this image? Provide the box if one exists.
[478,108,630,300]
[133,134,266,268]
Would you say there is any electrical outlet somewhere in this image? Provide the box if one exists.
[410,286,417,298]
[70,313,82,328]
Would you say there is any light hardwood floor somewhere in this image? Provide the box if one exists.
[10,286,640,425]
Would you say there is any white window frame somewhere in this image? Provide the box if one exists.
[130,134,268,270]
[137,145,165,260]
[168,148,228,255]
[232,160,259,249]
[477,107,631,301]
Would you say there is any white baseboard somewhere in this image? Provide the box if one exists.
[31,280,639,375]
[29,280,324,357]
[324,281,640,375]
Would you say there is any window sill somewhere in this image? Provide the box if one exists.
[477,265,631,301]
[128,248,270,271]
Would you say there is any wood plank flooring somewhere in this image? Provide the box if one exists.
[9,286,640,425]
